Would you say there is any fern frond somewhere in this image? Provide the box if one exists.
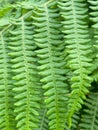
[88,27,97,82]
[33,2,69,130]
[79,93,98,130]
[88,0,98,82]
[58,0,93,125]
[8,18,41,130]
[0,32,15,130]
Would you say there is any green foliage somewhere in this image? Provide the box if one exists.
[33,2,69,130]
[58,0,93,125]
[9,19,41,130]
[0,32,15,130]
[79,93,98,130]
[0,0,98,130]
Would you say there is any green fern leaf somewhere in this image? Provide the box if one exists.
[58,0,93,125]
[0,32,16,130]
[33,2,69,130]
[8,18,41,130]
[88,0,98,82]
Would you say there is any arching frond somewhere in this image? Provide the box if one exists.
[0,1,97,130]
[0,32,15,130]
[33,2,69,130]
[8,18,41,130]
[88,0,98,82]
[58,0,93,125]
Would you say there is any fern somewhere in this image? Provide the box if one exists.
[8,18,41,130]
[88,0,98,82]
[79,93,98,130]
[0,0,98,130]
[33,2,69,130]
[58,0,93,125]
[0,32,15,130]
